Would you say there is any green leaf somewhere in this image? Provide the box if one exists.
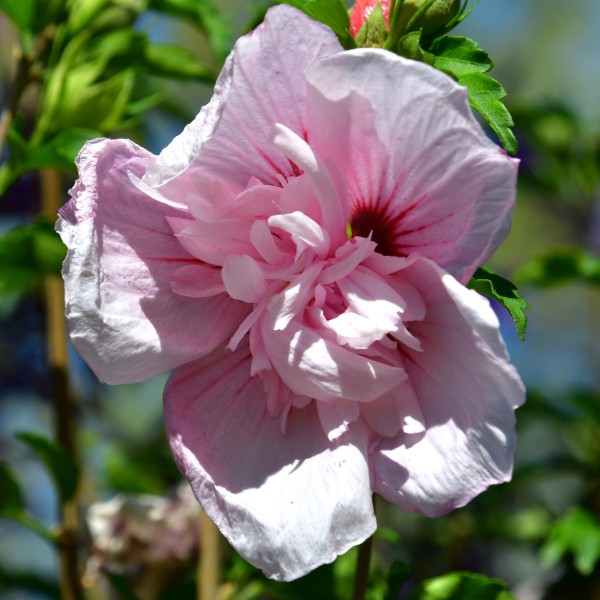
[0,463,24,518]
[66,0,110,32]
[397,30,435,64]
[541,507,600,575]
[0,0,36,32]
[52,127,102,163]
[405,571,516,600]
[425,36,516,153]
[384,561,412,600]
[278,0,354,48]
[0,127,101,182]
[430,36,492,77]
[144,44,215,81]
[468,265,530,341]
[0,463,54,541]
[1,125,100,193]
[36,30,135,139]
[0,218,67,295]
[458,71,518,154]
[148,0,232,65]
[17,432,79,503]
[515,247,600,288]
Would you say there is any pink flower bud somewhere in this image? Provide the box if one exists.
[349,0,391,37]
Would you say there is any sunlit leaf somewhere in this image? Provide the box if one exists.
[405,571,516,600]
[541,507,600,575]
[66,0,109,32]
[430,36,492,77]
[468,265,530,341]
[458,71,518,154]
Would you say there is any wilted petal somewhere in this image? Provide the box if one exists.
[371,257,525,516]
[57,139,248,384]
[164,343,376,581]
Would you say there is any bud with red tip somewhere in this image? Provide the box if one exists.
[349,0,391,37]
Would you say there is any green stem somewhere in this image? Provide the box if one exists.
[352,534,374,600]
[351,496,377,600]
[404,0,439,33]
[384,0,406,51]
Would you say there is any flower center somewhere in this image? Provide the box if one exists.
[350,202,403,257]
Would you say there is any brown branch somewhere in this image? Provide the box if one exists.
[41,168,84,600]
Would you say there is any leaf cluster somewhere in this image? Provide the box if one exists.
[0,0,231,197]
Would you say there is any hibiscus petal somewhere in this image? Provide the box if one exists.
[371,257,525,516]
[261,317,406,402]
[167,5,343,191]
[360,381,426,439]
[268,211,330,259]
[317,398,360,441]
[164,343,376,581]
[57,138,248,384]
[170,264,225,298]
[304,50,518,282]
[222,255,267,303]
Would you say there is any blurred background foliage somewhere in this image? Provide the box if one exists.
[0,0,599,599]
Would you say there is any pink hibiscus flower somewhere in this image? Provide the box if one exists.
[58,5,524,581]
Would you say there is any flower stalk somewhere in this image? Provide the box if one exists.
[352,533,374,600]
[199,511,222,600]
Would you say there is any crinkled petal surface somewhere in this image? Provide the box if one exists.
[371,258,525,516]
[304,50,519,283]
[166,5,343,192]
[164,342,376,581]
[57,139,248,384]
